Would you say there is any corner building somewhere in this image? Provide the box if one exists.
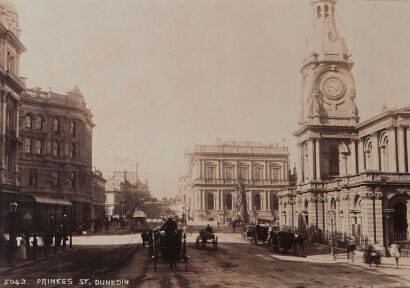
[0,0,26,232]
[19,87,96,228]
[185,140,289,224]
[279,0,410,249]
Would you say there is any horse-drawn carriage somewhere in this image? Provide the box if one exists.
[148,222,189,271]
[269,231,295,253]
[244,224,269,245]
[195,229,218,249]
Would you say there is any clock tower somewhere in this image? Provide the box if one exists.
[299,0,359,126]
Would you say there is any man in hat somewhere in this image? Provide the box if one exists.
[162,216,177,236]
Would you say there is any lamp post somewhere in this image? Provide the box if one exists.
[329,210,336,260]
[7,201,18,266]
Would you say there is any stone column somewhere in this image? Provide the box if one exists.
[362,191,383,245]
[407,127,410,173]
[358,139,365,172]
[309,140,315,180]
[350,140,357,174]
[317,197,325,231]
[267,191,271,211]
[389,128,398,172]
[297,142,302,184]
[308,196,317,228]
[398,126,406,172]
[202,190,205,210]
[315,139,321,180]
[248,191,253,211]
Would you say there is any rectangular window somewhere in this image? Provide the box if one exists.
[225,167,233,180]
[254,166,263,180]
[52,171,59,187]
[271,167,280,180]
[206,166,215,179]
[29,169,37,186]
[240,167,248,180]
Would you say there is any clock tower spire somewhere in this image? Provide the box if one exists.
[299,0,359,126]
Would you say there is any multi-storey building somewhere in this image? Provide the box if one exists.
[91,170,106,221]
[18,86,97,227]
[279,0,410,250]
[184,140,290,224]
[0,0,26,232]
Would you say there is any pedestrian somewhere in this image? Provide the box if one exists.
[232,221,236,233]
[17,237,27,260]
[217,221,219,228]
[390,242,401,269]
[32,233,38,260]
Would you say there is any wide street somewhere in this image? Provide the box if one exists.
[1,231,409,288]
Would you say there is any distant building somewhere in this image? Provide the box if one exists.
[104,171,152,217]
[279,0,410,249]
[184,140,290,224]
[91,170,106,221]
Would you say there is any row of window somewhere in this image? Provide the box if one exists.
[205,166,282,180]
[204,193,279,211]
[24,115,77,136]
[23,138,77,158]
[28,169,76,188]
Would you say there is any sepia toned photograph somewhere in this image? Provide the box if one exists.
[0,0,409,287]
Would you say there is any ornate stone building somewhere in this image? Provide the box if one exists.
[279,0,410,249]
[18,86,100,227]
[0,0,26,232]
[184,140,289,224]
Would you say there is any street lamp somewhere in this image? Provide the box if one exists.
[328,210,336,260]
[7,201,18,266]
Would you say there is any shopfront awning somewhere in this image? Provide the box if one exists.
[33,196,72,207]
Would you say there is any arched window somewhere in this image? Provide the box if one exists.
[365,141,373,170]
[324,5,329,17]
[70,143,75,158]
[317,6,322,18]
[53,118,60,134]
[225,194,233,210]
[35,140,42,155]
[24,138,31,153]
[35,115,42,130]
[207,193,214,210]
[52,141,59,156]
[380,135,389,172]
[70,121,76,136]
[255,194,261,211]
[25,115,32,129]
[328,146,340,176]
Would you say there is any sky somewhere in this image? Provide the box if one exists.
[12,0,410,198]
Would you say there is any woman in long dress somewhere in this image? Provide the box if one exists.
[390,243,401,269]
[17,237,27,259]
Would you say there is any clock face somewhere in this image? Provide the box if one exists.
[323,77,345,99]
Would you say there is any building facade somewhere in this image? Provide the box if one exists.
[184,140,290,224]
[279,0,410,249]
[0,0,26,233]
[18,86,98,228]
[91,170,106,221]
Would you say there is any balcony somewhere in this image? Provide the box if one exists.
[193,145,288,155]
[192,178,288,186]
